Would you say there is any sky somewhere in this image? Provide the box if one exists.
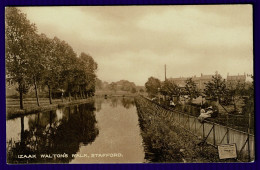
[19,5,253,86]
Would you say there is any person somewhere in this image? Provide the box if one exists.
[170,99,176,107]
[198,106,213,123]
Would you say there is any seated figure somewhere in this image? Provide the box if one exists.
[198,106,213,123]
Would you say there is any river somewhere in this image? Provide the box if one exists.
[6,97,145,164]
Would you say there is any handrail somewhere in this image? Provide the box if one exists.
[140,95,254,137]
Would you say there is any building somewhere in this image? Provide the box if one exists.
[226,73,246,88]
[169,72,248,91]
[168,73,215,90]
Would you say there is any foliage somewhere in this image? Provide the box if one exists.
[109,82,117,93]
[139,88,145,93]
[242,76,254,119]
[131,87,137,93]
[5,7,98,106]
[5,7,37,109]
[203,74,227,102]
[224,81,246,110]
[145,77,161,97]
[184,78,200,100]
[160,80,181,98]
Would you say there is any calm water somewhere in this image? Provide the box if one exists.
[6,97,145,163]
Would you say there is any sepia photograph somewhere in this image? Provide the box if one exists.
[5,5,254,164]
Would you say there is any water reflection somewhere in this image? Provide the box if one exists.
[71,97,145,163]
[95,96,135,110]
[121,97,135,109]
[7,97,145,164]
[7,102,98,163]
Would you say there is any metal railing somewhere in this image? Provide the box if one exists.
[140,96,255,161]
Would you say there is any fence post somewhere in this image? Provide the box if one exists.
[195,118,196,133]
[227,128,229,144]
[248,110,251,162]
[248,133,251,162]
[188,114,190,130]
[213,123,216,146]
[203,123,205,138]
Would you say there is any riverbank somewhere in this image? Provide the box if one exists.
[6,98,94,120]
[135,96,234,163]
[95,90,144,97]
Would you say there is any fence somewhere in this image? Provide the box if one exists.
[141,96,255,161]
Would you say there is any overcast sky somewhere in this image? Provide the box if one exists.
[19,5,253,86]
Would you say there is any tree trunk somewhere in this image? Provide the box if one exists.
[20,116,25,146]
[80,90,83,99]
[69,91,71,101]
[19,90,24,109]
[82,91,86,99]
[48,85,52,104]
[232,97,237,111]
[34,77,40,106]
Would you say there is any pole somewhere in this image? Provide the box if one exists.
[248,111,251,161]
[213,124,216,145]
[203,123,205,138]
[165,64,167,81]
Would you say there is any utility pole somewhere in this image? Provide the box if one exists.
[165,64,167,81]
[164,64,167,102]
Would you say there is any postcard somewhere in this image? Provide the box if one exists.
[5,5,254,164]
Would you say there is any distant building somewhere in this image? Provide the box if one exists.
[168,73,215,90]
[169,72,248,91]
[226,73,246,88]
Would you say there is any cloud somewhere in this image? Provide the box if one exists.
[18,5,253,86]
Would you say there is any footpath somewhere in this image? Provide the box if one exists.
[135,96,228,163]
[6,98,94,120]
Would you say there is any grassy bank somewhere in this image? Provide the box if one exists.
[135,96,236,163]
[6,97,94,120]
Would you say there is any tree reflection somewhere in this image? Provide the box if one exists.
[94,97,104,112]
[121,97,135,109]
[7,102,99,163]
[110,97,118,108]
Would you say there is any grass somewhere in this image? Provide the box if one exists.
[135,96,241,163]
[6,97,94,120]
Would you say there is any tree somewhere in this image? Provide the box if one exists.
[145,77,161,97]
[79,52,98,97]
[225,81,246,111]
[139,88,145,93]
[184,78,200,101]
[242,76,254,116]
[204,74,227,103]
[5,7,37,109]
[161,79,181,101]
[131,88,137,93]
[41,36,62,104]
[26,33,47,106]
[118,80,136,93]
[56,40,78,101]
[109,82,117,93]
[95,78,103,90]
